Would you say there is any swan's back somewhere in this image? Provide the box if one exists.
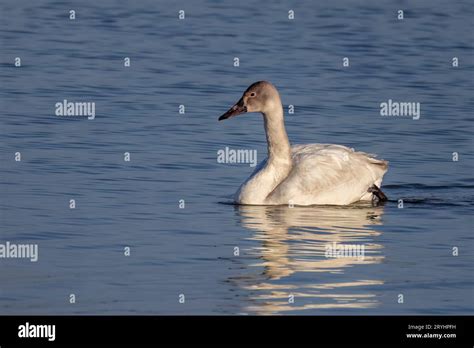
[266,144,388,205]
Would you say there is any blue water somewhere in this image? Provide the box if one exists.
[0,0,473,315]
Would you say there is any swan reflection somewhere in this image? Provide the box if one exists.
[231,203,386,314]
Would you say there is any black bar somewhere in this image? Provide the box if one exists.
[0,315,472,346]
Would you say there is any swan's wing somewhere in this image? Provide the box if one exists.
[267,144,388,205]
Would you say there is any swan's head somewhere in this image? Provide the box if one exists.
[218,81,280,121]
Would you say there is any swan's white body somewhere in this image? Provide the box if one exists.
[220,81,388,206]
[235,144,388,205]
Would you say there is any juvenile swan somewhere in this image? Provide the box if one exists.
[218,81,388,206]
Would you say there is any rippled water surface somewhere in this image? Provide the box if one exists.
[0,0,473,314]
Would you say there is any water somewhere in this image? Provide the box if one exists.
[0,0,473,315]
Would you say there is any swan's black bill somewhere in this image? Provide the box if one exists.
[218,98,247,121]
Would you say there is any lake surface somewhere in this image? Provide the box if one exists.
[0,0,472,315]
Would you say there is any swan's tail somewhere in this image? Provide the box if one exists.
[367,156,389,171]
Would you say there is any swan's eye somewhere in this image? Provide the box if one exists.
[250,92,256,97]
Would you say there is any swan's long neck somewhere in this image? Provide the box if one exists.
[262,104,291,164]
[235,97,293,205]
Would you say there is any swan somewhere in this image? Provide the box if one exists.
[218,81,388,206]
